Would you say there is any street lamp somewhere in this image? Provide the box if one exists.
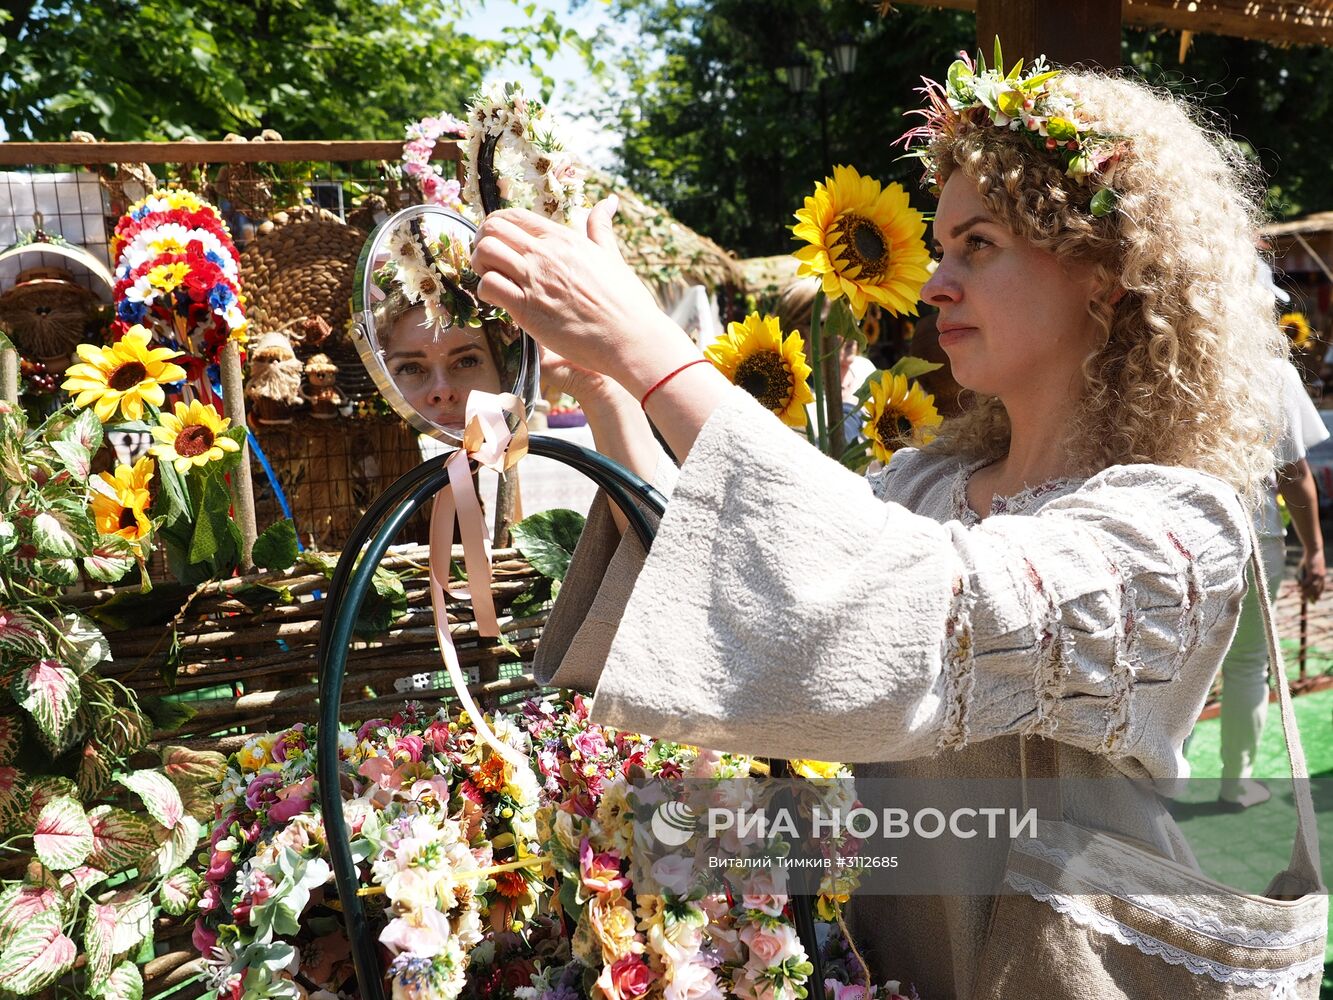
[832,34,859,76]
[784,60,814,94]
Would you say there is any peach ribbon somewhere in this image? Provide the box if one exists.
[427,391,530,770]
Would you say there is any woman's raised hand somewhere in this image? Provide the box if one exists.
[472,196,699,398]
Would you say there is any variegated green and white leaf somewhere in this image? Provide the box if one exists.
[78,740,115,798]
[87,806,155,872]
[51,439,91,479]
[22,775,78,828]
[160,745,226,784]
[13,658,81,751]
[117,770,184,830]
[159,868,201,916]
[0,518,15,557]
[31,511,80,559]
[0,908,76,995]
[0,713,20,764]
[0,884,63,953]
[84,543,136,584]
[83,899,117,985]
[0,766,25,832]
[33,794,92,871]
[0,607,47,658]
[61,406,104,454]
[107,891,153,956]
[91,960,143,1000]
[140,814,200,880]
[54,612,110,673]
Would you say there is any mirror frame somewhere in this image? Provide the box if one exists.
[351,204,539,447]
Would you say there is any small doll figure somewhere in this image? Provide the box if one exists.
[244,331,304,425]
[301,353,344,419]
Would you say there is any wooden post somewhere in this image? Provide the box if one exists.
[219,339,258,569]
[0,346,16,404]
[975,0,1121,68]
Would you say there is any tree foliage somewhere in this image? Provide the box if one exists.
[0,0,592,141]
[597,1,1333,256]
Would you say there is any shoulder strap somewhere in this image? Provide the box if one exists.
[1245,519,1324,888]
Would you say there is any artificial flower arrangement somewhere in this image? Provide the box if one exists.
[701,163,940,471]
[189,694,918,1000]
[402,114,469,212]
[109,189,248,379]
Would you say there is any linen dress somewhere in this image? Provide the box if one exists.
[533,386,1251,999]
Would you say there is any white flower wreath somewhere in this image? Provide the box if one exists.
[463,81,585,223]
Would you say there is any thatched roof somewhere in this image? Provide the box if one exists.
[582,169,743,305]
[895,0,1333,48]
[740,255,800,302]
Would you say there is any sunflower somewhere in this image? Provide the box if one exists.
[792,165,932,319]
[704,313,814,427]
[149,400,241,473]
[861,372,943,464]
[1280,312,1314,351]
[90,456,155,543]
[61,325,187,422]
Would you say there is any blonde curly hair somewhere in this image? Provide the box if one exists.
[925,70,1286,501]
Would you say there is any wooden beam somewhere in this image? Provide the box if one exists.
[0,139,461,166]
[976,0,1122,67]
[892,0,1333,49]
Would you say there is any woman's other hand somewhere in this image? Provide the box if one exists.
[472,197,699,397]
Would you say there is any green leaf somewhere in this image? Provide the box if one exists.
[886,356,945,381]
[511,508,586,582]
[118,769,185,829]
[140,695,196,734]
[231,583,291,610]
[822,296,865,356]
[54,612,110,672]
[0,714,18,764]
[87,806,156,872]
[0,518,16,557]
[251,518,298,571]
[159,626,181,690]
[51,439,91,479]
[139,814,200,880]
[150,450,190,527]
[33,794,93,870]
[31,510,80,558]
[13,658,81,751]
[0,909,76,995]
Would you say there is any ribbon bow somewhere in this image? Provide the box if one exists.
[427,390,530,770]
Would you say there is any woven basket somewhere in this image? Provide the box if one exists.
[0,268,101,363]
[238,205,367,349]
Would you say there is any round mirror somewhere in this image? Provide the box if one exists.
[351,205,537,445]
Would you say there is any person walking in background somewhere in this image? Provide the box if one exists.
[1215,357,1327,807]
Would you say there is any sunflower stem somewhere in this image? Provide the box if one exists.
[809,287,828,453]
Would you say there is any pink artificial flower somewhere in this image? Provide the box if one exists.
[358,755,398,790]
[191,919,218,955]
[390,734,425,763]
[422,720,451,752]
[357,718,387,741]
[740,894,786,918]
[580,837,629,894]
[272,724,306,763]
[204,848,236,883]
[268,777,314,825]
[209,812,238,849]
[825,981,870,1000]
[244,771,284,812]
[380,907,453,958]
[438,178,461,203]
[665,962,724,1000]
[597,954,655,1000]
[198,883,221,914]
[572,729,608,760]
[739,922,804,970]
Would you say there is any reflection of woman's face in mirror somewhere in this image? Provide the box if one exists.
[384,304,503,429]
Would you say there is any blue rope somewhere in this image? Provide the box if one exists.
[208,372,302,550]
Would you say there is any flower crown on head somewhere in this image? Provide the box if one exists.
[901,39,1130,218]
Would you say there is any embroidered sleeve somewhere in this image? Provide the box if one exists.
[586,387,1250,783]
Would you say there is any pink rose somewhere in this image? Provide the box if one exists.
[420,175,441,199]
[739,922,804,970]
[597,955,654,1000]
[356,719,387,741]
[572,729,608,759]
[580,837,629,894]
[244,771,283,812]
[358,755,398,790]
[268,781,313,825]
[423,720,451,752]
[380,907,453,958]
[665,962,724,1000]
[741,894,786,917]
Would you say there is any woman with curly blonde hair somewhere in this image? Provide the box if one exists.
[470,57,1319,998]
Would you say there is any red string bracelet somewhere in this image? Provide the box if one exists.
[639,358,710,409]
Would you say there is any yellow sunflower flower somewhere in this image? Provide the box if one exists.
[150,400,241,473]
[1280,312,1313,351]
[90,456,155,543]
[861,372,943,464]
[705,313,815,427]
[792,165,932,319]
[791,759,845,781]
[61,325,187,422]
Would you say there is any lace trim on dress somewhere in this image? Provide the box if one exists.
[1166,531,1206,679]
[1007,871,1326,995]
[951,459,1083,526]
[937,574,976,751]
